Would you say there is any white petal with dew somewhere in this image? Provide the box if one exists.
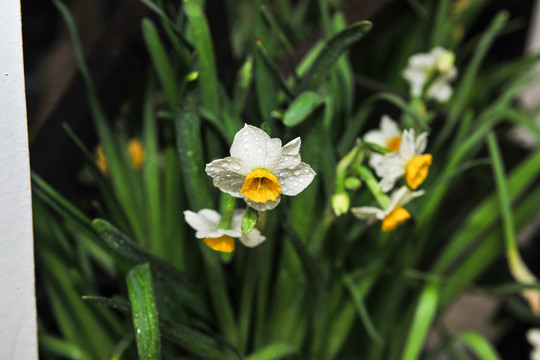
[245,197,281,211]
[205,157,250,197]
[264,138,283,168]
[277,163,316,196]
[271,138,302,171]
[280,137,301,155]
[230,124,272,169]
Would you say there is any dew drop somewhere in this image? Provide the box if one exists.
[293,170,301,176]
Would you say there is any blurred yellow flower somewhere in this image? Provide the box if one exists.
[94,138,145,176]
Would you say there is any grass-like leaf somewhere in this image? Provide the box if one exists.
[127,263,161,360]
[296,21,372,92]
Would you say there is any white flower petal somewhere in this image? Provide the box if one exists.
[409,52,437,69]
[245,197,281,211]
[380,115,401,138]
[363,130,387,147]
[184,209,242,239]
[403,68,426,97]
[264,138,283,168]
[199,228,242,239]
[197,209,222,227]
[271,137,302,171]
[415,132,429,154]
[399,129,417,160]
[239,228,266,247]
[527,328,540,348]
[281,137,301,155]
[277,163,316,196]
[427,82,453,102]
[230,124,272,169]
[372,152,406,180]
[351,206,385,223]
[384,186,410,215]
[368,153,385,171]
[230,209,246,231]
[206,157,249,197]
[398,189,425,207]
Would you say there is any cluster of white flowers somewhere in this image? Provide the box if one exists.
[184,124,316,252]
[402,46,457,103]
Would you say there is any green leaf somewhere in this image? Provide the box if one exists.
[127,264,161,360]
[255,40,295,98]
[142,18,179,112]
[84,296,233,359]
[184,0,221,116]
[283,91,324,127]
[457,332,501,360]
[92,219,206,317]
[402,282,439,360]
[436,11,509,148]
[109,333,134,360]
[343,274,383,346]
[246,343,297,360]
[174,79,213,211]
[297,21,372,92]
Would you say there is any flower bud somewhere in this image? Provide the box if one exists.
[332,192,350,216]
[344,177,361,191]
[435,51,455,73]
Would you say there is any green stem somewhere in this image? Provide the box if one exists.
[355,165,390,208]
[218,194,236,229]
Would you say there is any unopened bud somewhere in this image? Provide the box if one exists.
[332,193,350,216]
[344,177,361,191]
[435,51,455,73]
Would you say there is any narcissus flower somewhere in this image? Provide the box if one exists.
[371,129,432,192]
[402,47,457,103]
[206,124,316,211]
[351,186,424,232]
[184,209,266,252]
[364,115,402,170]
[364,115,402,152]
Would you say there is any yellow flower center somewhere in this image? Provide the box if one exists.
[406,154,433,189]
[386,136,402,152]
[381,207,411,232]
[241,169,281,203]
[128,139,145,169]
[203,235,235,253]
[94,145,109,177]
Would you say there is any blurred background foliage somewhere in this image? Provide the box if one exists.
[25,0,540,358]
